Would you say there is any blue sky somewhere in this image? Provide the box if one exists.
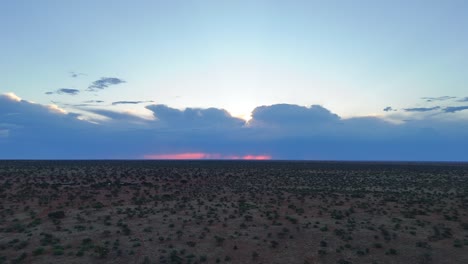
[1,1,468,160]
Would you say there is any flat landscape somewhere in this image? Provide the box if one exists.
[1,161,468,264]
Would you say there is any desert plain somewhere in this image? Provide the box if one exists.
[0,160,468,264]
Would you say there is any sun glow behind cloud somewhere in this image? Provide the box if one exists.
[4,92,21,102]
[144,153,271,160]
[47,104,67,114]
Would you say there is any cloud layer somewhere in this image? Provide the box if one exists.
[1,93,468,161]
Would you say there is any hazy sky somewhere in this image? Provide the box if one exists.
[1,1,468,160]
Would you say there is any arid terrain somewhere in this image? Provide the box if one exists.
[1,161,468,264]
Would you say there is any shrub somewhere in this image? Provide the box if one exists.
[53,246,64,256]
[48,211,65,219]
[32,247,44,256]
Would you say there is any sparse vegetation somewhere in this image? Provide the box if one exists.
[0,160,467,263]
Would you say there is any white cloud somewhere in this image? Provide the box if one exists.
[47,104,68,114]
[4,92,21,102]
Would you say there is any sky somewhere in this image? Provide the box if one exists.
[1,0,468,160]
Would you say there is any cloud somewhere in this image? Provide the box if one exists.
[457,97,468,102]
[1,94,73,122]
[443,106,468,113]
[47,104,68,114]
[4,92,22,102]
[82,108,152,123]
[1,93,468,161]
[64,100,106,107]
[45,88,80,95]
[146,105,245,129]
[112,100,153,105]
[0,93,96,158]
[70,71,86,78]
[83,100,105,103]
[87,77,126,91]
[383,106,394,112]
[249,104,340,127]
[421,96,456,102]
[58,88,80,95]
[404,106,440,112]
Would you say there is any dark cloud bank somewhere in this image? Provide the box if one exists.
[1,93,468,161]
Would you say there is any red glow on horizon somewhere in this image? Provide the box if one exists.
[241,155,271,160]
[144,152,272,160]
